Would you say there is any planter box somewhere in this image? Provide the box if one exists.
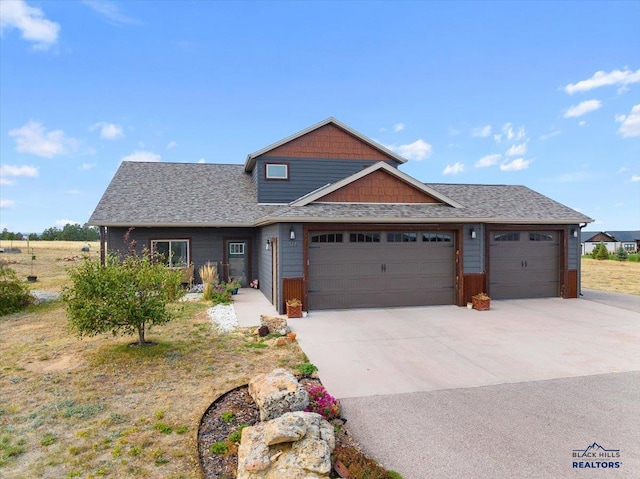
[286,304,302,318]
[472,297,490,311]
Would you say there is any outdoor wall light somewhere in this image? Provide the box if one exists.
[289,227,296,240]
[572,228,578,238]
[470,228,476,239]
[265,239,270,250]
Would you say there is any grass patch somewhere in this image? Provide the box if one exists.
[0,246,307,479]
[582,258,640,295]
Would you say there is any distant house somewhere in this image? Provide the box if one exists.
[581,231,640,255]
[89,118,593,313]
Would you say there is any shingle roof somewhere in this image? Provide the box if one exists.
[89,162,593,227]
[88,162,279,227]
[259,184,592,224]
[582,231,640,242]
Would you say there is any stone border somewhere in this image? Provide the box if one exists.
[197,383,250,478]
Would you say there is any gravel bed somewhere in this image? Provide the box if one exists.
[30,290,61,304]
[207,304,239,333]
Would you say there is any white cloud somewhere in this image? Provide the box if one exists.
[82,0,140,25]
[121,150,161,162]
[393,123,405,132]
[616,104,640,138]
[9,121,76,157]
[631,175,640,182]
[578,120,587,126]
[0,199,15,209]
[506,143,527,157]
[496,123,526,143]
[564,68,640,95]
[385,139,433,161]
[0,164,39,180]
[500,158,532,171]
[197,158,206,164]
[91,122,123,139]
[442,162,465,175]
[540,130,561,140]
[167,141,178,149]
[0,0,60,49]
[475,154,501,168]
[471,125,492,138]
[66,189,81,195]
[79,162,96,170]
[564,99,602,118]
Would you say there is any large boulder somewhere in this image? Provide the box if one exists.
[248,368,309,421]
[259,315,291,335]
[237,412,335,479]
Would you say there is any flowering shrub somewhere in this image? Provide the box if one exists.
[210,285,232,305]
[304,383,340,420]
[189,284,204,293]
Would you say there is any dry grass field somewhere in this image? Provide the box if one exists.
[0,240,101,291]
[581,257,640,296]
[0,242,306,478]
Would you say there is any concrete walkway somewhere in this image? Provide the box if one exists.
[289,297,640,399]
[232,287,279,327]
[231,291,640,478]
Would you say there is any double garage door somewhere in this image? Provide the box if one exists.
[308,230,455,310]
[489,230,560,299]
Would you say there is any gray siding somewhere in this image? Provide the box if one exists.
[258,225,279,305]
[568,225,580,270]
[463,223,484,273]
[255,157,397,203]
[107,226,258,284]
[279,224,304,278]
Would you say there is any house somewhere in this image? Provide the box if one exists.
[88,118,593,313]
[581,231,640,255]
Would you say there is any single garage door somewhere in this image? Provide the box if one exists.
[308,230,455,310]
[489,231,560,299]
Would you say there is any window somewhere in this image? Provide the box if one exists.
[387,232,417,242]
[529,233,554,242]
[311,233,343,243]
[151,240,189,267]
[229,242,245,255]
[350,232,381,243]
[265,163,288,179]
[422,232,452,242]
[493,232,520,242]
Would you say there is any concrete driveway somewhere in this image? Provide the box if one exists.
[289,296,640,478]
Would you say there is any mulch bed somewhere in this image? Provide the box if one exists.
[197,378,362,479]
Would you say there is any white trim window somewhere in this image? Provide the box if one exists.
[151,239,189,267]
[265,163,288,179]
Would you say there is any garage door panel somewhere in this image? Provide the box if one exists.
[308,231,455,310]
[490,231,559,300]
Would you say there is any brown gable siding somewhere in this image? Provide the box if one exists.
[316,170,441,203]
[257,124,392,161]
[589,232,614,242]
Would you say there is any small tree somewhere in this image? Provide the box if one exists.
[62,251,184,345]
[615,246,628,261]
[595,243,610,260]
[0,263,34,316]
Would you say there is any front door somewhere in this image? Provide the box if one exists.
[226,240,249,287]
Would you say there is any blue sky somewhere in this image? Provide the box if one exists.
[1,0,639,234]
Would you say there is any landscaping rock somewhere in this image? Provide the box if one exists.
[237,412,335,479]
[259,315,290,335]
[248,369,309,421]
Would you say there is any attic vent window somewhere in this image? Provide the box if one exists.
[266,163,288,180]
